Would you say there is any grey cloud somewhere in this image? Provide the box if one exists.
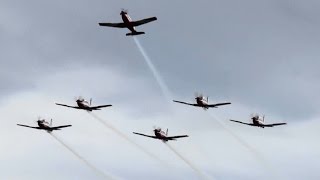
[1,0,320,179]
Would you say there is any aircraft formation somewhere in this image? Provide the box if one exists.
[17,10,287,142]
[16,9,287,178]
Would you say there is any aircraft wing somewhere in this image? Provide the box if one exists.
[262,123,287,127]
[207,102,231,108]
[17,124,41,129]
[131,17,157,26]
[133,132,157,139]
[229,120,255,126]
[98,22,127,28]
[166,135,189,140]
[89,104,112,110]
[50,125,72,130]
[173,100,198,106]
[55,103,81,109]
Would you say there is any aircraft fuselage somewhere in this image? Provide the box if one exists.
[154,130,168,141]
[252,117,265,128]
[121,12,136,32]
[76,100,93,111]
[37,121,52,131]
[196,98,209,109]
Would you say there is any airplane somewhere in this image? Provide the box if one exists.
[17,118,72,132]
[230,114,287,128]
[55,96,112,111]
[99,10,157,36]
[173,93,231,110]
[133,127,188,142]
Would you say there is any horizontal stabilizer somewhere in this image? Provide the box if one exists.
[126,32,145,36]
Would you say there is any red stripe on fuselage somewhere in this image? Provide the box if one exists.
[121,13,136,32]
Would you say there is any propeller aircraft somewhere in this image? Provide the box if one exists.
[99,10,157,36]
[17,118,72,132]
[133,127,188,142]
[55,96,112,111]
[173,93,231,110]
[230,114,287,128]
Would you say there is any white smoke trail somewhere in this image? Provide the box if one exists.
[134,37,215,178]
[88,112,167,165]
[133,37,172,102]
[165,143,210,180]
[49,133,118,180]
[206,112,271,170]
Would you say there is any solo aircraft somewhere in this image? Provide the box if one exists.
[133,127,188,142]
[55,97,112,111]
[99,10,157,36]
[17,118,71,132]
[230,114,287,128]
[173,93,231,110]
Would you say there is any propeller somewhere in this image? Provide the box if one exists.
[152,126,161,132]
[250,113,260,121]
[121,8,128,14]
[194,92,203,99]
[75,96,84,102]
[37,116,43,123]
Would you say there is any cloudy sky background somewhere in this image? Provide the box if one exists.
[0,0,320,179]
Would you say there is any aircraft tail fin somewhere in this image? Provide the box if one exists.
[166,128,168,136]
[126,31,145,36]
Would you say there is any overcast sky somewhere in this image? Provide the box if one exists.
[0,0,319,179]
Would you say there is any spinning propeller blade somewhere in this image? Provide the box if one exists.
[121,8,128,13]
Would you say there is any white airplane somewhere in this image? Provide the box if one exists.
[17,118,71,132]
[133,127,188,142]
[230,114,287,128]
[99,10,157,36]
[173,93,231,110]
[55,96,112,111]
